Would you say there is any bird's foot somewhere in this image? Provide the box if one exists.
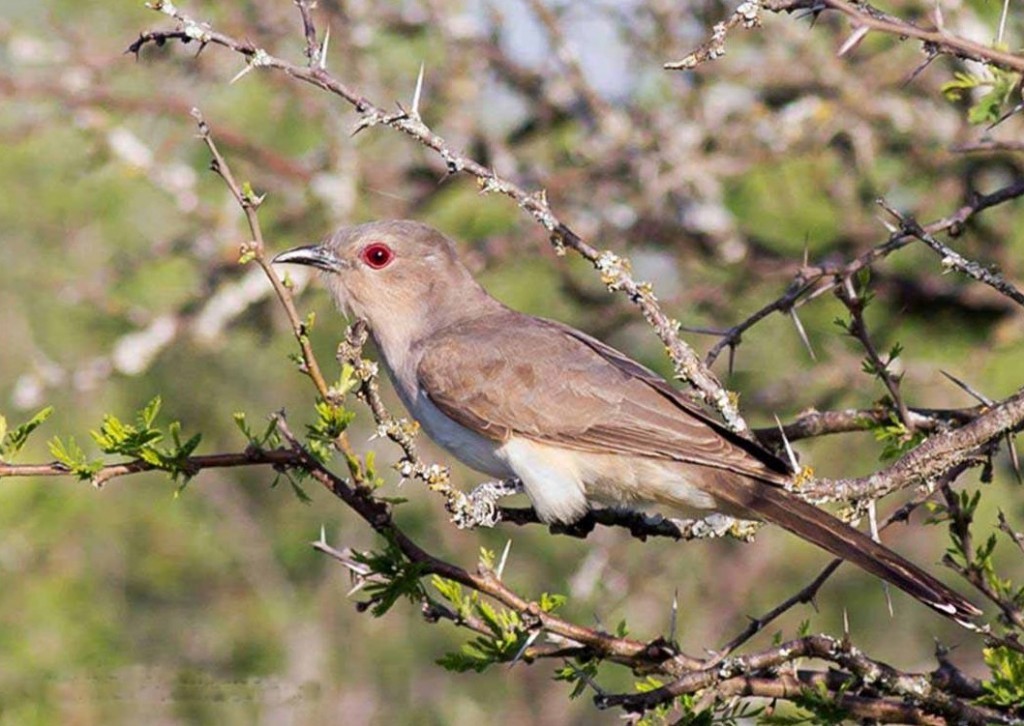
[447,479,524,530]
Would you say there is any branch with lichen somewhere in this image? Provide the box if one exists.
[761,0,1024,74]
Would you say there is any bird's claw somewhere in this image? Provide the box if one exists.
[447,479,523,529]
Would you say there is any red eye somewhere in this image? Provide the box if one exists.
[360,242,394,269]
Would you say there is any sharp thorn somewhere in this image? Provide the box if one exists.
[229,61,255,85]
[939,370,992,406]
[789,308,816,361]
[496,538,512,580]
[411,61,426,119]
[509,629,541,668]
[774,414,800,474]
[837,25,870,57]
[319,27,331,70]
[1007,434,1022,484]
[669,588,679,643]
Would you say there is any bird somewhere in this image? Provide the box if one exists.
[273,219,980,622]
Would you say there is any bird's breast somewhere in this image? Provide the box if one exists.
[407,391,515,478]
[378,343,514,480]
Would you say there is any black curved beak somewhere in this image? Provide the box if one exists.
[271,245,347,272]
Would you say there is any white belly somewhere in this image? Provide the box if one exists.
[401,390,515,479]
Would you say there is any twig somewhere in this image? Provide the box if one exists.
[664,1,762,70]
[940,483,1024,632]
[764,0,1024,74]
[755,404,981,445]
[878,199,1024,309]
[271,412,707,674]
[191,108,366,483]
[834,274,914,430]
[706,179,1024,366]
[598,633,1010,724]
[0,448,298,486]
[805,387,1024,503]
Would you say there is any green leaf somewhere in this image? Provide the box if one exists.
[305,399,356,463]
[943,68,1022,126]
[981,647,1024,707]
[235,412,281,448]
[478,547,495,570]
[351,536,427,617]
[0,406,54,461]
[940,71,982,101]
[968,87,1007,125]
[138,396,161,429]
[870,413,925,463]
[553,660,600,699]
[285,473,312,504]
[47,436,103,481]
[334,364,359,397]
[761,681,849,724]
[539,592,566,613]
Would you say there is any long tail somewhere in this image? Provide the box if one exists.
[705,475,981,622]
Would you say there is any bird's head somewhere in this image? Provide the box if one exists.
[273,220,488,343]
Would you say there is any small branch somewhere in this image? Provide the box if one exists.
[805,387,1024,503]
[709,488,939,663]
[709,558,842,664]
[834,275,914,429]
[271,413,706,675]
[998,510,1024,555]
[879,200,1024,309]
[664,1,762,70]
[755,404,982,445]
[190,109,366,483]
[598,633,1008,724]
[705,275,818,368]
[0,448,299,486]
[293,0,319,67]
[940,484,1024,632]
[765,0,1024,74]
[707,179,1024,367]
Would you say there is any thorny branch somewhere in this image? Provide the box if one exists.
[705,178,1024,367]
[878,200,1024,309]
[764,0,1024,74]
[190,108,369,485]
[834,274,914,430]
[668,0,1024,74]
[805,387,1024,504]
[707,487,942,666]
[599,633,1009,723]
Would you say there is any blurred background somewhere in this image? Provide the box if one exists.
[1,0,1022,723]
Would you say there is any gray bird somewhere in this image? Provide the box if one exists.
[274,219,979,621]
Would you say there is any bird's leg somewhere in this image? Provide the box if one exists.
[447,478,524,530]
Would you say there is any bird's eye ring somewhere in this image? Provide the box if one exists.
[360,242,394,269]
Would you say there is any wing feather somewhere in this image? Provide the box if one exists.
[415,311,790,480]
